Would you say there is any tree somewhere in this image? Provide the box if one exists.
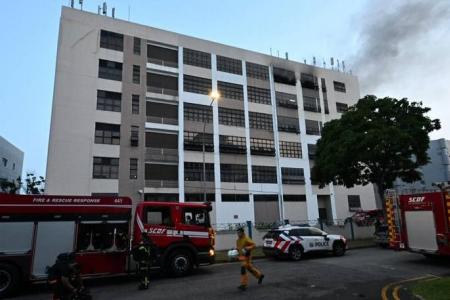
[0,177,20,194]
[23,173,45,194]
[0,173,45,195]
[311,95,440,205]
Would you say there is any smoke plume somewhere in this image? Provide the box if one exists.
[353,0,450,93]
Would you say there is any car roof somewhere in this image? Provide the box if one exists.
[273,225,315,231]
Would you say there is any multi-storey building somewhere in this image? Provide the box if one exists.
[46,7,377,225]
[0,136,24,184]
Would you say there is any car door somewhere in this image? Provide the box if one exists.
[295,228,315,253]
[309,227,330,250]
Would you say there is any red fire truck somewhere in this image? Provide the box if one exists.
[0,194,215,297]
[385,189,450,257]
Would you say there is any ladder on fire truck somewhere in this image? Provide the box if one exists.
[385,190,404,249]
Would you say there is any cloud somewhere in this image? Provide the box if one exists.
[351,0,450,139]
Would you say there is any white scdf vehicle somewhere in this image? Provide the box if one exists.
[262,225,347,261]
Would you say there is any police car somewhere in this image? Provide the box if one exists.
[262,225,347,261]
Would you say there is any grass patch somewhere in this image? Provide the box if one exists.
[412,278,450,300]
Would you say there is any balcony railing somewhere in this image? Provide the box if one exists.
[146,115,178,125]
[147,57,178,68]
[146,148,178,162]
[145,179,178,188]
[303,104,321,113]
[147,86,178,96]
[306,128,321,136]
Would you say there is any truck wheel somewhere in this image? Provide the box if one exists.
[289,245,303,261]
[168,250,193,277]
[333,241,345,256]
[0,263,21,298]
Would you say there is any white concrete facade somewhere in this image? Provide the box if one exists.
[46,6,378,226]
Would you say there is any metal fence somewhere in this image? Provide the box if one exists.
[212,219,376,251]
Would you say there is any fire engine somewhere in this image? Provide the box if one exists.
[0,194,215,297]
[385,189,450,257]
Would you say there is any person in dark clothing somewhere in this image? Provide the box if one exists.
[132,233,154,290]
[49,253,89,300]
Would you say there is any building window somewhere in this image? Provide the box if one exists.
[300,73,318,90]
[252,166,277,183]
[333,81,346,93]
[281,167,305,184]
[133,65,140,84]
[98,59,122,81]
[276,92,298,109]
[12,163,15,170]
[323,98,330,114]
[184,131,214,152]
[185,193,215,202]
[348,195,361,211]
[220,164,248,183]
[222,194,249,202]
[249,112,273,131]
[147,72,178,96]
[100,30,123,51]
[336,102,349,113]
[246,62,269,80]
[277,116,300,133]
[217,81,243,101]
[184,103,212,123]
[303,96,321,113]
[133,37,141,55]
[95,123,120,145]
[183,48,211,69]
[145,193,178,202]
[184,162,214,182]
[250,138,275,156]
[184,75,211,95]
[253,194,278,202]
[130,126,139,147]
[145,164,178,186]
[305,120,322,136]
[219,107,245,127]
[219,135,247,154]
[132,95,140,114]
[321,78,327,93]
[283,195,307,202]
[247,86,271,105]
[2,158,7,167]
[216,55,242,75]
[97,90,121,112]
[147,44,178,68]
[308,144,317,160]
[130,158,138,179]
[273,67,296,85]
[93,157,119,179]
[146,102,178,125]
[280,141,302,158]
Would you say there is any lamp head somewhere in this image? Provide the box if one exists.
[209,90,220,101]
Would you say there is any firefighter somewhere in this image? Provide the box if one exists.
[48,253,89,300]
[236,227,264,291]
[132,232,153,290]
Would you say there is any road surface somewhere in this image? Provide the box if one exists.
[13,248,450,300]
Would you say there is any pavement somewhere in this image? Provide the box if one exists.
[12,248,450,300]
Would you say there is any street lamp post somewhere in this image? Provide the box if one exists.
[202,91,220,203]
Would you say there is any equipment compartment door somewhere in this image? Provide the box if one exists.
[32,221,75,277]
[404,211,438,252]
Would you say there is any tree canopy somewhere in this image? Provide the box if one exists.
[311,95,440,201]
[0,173,45,195]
